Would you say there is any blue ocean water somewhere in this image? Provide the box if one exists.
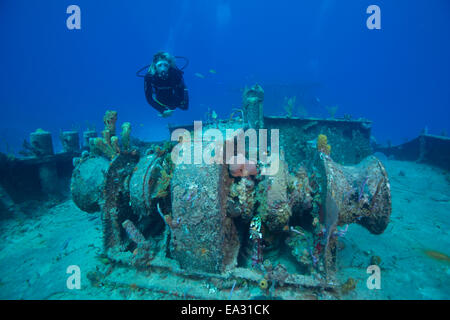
[0,0,449,301]
[1,0,449,150]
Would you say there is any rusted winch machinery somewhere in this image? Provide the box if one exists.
[71,105,391,298]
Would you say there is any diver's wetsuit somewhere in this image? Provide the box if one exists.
[144,67,189,114]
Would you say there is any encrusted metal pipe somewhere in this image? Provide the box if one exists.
[122,219,146,244]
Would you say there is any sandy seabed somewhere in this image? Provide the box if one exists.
[0,159,449,300]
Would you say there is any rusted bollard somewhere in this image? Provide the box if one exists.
[30,129,54,156]
[242,84,265,129]
[29,129,60,196]
[60,131,80,153]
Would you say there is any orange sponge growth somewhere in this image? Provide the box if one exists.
[317,134,331,155]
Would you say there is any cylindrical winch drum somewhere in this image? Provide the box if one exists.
[129,154,163,219]
[321,155,391,234]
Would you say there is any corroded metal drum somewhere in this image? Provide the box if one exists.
[129,154,163,219]
[102,153,140,249]
[308,154,391,275]
[321,155,391,235]
[71,157,109,213]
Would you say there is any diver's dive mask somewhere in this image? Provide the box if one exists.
[155,60,170,79]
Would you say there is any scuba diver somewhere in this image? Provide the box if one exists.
[137,52,189,118]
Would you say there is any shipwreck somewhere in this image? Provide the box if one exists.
[0,85,392,299]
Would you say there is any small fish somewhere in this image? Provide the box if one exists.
[61,238,71,251]
[211,110,217,120]
[228,280,237,300]
[139,124,144,127]
[195,73,205,79]
[307,138,317,146]
[290,226,305,236]
[422,249,450,264]
[209,69,217,74]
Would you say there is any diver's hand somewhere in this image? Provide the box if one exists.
[158,109,174,118]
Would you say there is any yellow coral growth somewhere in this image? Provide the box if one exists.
[317,134,331,155]
[154,169,172,198]
[102,129,112,146]
[35,128,48,134]
[93,137,116,159]
[90,111,134,159]
[259,279,269,290]
[103,110,118,135]
[121,122,131,151]
[340,277,357,295]
[111,136,120,154]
